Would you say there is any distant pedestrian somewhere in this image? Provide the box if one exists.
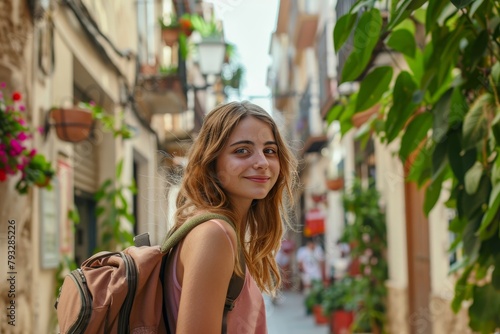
[296,238,325,294]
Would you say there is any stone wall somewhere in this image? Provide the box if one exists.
[387,285,409,334]
[430,295,474,334]
[0,1,35,333]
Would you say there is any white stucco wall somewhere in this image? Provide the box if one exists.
[374,137,408,290]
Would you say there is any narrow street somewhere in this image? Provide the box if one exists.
[265,291,329,334]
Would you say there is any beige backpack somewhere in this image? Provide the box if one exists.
[55,214,244,334]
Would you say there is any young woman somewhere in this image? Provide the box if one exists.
[164,101,298,333]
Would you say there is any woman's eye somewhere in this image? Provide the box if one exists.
[235,148,250,154]
[264,148,277,154]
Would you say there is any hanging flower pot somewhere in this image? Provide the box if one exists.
[161,27,180,47]
[49,107,94,143]
[326,177,344,191]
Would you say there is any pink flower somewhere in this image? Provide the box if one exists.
[0,169,6,181]
[19,105,25,112]
[29,149,37,157]
[17,132,28,141]
[37,126,44,135]
[0,82,5,88]
[9,139,23,156]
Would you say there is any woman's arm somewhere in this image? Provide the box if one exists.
[176,220,237,334]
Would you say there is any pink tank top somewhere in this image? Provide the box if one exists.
[164,220,268,333]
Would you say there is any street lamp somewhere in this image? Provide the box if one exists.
[197,39,226,76]
[191,38,226,91]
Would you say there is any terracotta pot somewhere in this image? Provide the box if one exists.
[331,310,354,334]
[50,107,94,143]
[326,178,344,191]
[313,305,329,325]
[162,28,180,47]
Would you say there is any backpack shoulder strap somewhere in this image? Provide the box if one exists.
[160,213,235,253]
[223,248,246,333]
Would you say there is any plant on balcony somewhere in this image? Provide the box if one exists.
[341,177,388,333]
[0,84,54,194]
[158,14,192,59]
[83,102,133,139]
[329,1,500,332]
[190,14,223,40]
[49,101,132,142]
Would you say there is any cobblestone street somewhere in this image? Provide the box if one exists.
[265,291,329,334]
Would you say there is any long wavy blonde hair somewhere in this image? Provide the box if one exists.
[173,101,298,294]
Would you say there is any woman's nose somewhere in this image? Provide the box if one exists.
[253,152,269,169]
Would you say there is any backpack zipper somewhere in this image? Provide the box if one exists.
[68,269,92,333]
[117,253,138,334]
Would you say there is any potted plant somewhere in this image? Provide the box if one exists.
[48,105,94,143]
[304,280,328,324]
[326,159,344,191]
[48,101,132,142]
[190,14,223,41]
[0,85,54,194]
[322,277,358,334]
[341,177,388,333]
[136,65,186,115]
[159,14,194,49]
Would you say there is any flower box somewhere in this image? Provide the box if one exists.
[50,107,94,143]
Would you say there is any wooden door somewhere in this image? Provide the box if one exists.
[404,179,433,334]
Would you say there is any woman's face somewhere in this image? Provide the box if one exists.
[216,116,280,206]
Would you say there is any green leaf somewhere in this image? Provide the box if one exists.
[326,104,344,125]
[424,166,445,215]
[469,0,485,16]
[460,176,490,220]
[451,0,475,9]
[95,206,106,217]
[477,183,500,235]
[407,142,432,186]
[492,256,500,290]
[355,66,393,112]
[385,71,418,142]
[333,13,357,52]
[432,138,448,175]
[468,284,500,333]
[492,62,500,90]
[399,112,433,162]
[68,209,80,224]
[116,159,124,178]
[464,162,483,195]
[387,0,426,31]
[449,88,467,126]
[492,155,500,185]
[447,130,476,183]
[341,9,382,83]
[386,29,416,58]
[462,94,494,150]
[426,0,450,34]
[491,111,500,146]
[432,89,453,143]
[449,216,467,234]
[451,265,473,312]
[462,215,482,259]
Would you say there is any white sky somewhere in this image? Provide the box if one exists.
[208,0,279,112]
